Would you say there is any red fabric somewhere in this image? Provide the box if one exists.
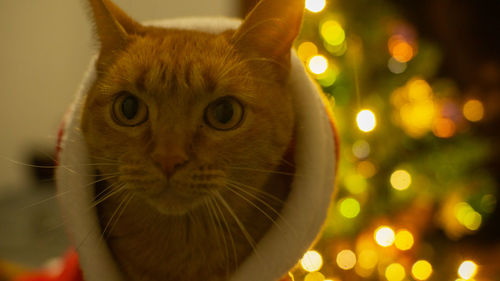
[15,250,83,281]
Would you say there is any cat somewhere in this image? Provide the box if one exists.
[80,0,304,280]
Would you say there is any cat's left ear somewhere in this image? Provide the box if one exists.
[231,0,305,65]
[87,0,143,56]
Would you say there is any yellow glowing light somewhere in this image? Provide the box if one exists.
[408,79,432,100]
[298,42,318,61]
[394,229,414,251]
[390,170,412,191]
[455,202,473,224]
[301,250,323,272]
[358,249,378,270]
[336,249,357,270]
[458,260,477,280]
[463,211,482,231]
[352,140,371,159]
[344,173,367,194]
[432,118,456,138]
[463,99,485,122]
[305,0,326,13]
[308,55,328,75]
[321,20,346,46]
[374,226,395,247]
[356,160,377,178]
[317,67,339,87]
[339,198,361,218]
[385,263,406,281]
[411,260,433,280]
[356,109,376,132]
[304,271,325,281]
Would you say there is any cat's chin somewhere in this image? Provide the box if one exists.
[140,188,210,216]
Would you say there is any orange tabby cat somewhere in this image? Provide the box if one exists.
[81,0,304,280]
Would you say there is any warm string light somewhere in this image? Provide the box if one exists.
[454,202,482,231]
[356,109,376,132]
[457,260,478,280]
[308,55,328,75]
[374,226,395,247]
[385,263,406,281]
[463,99,485,122]
[412,260,433,280]
[390,170,412,191]
[336,249,357,270]
[301,250,323,272]
[394,229,414,251]
[305,0,326,13]
[339,197,361,218]
[388,34,416,63]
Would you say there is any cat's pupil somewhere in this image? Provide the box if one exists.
[122,96,139,120]
[214,101,234,124]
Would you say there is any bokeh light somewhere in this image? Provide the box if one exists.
[394,229,414,251]
[374,226,395,247]
[463,211,482,231]
[305,0,326,13]
[308,55,328,75]
[388,35,415,63]
[352,140,371,159]
[385,263,406,281]
[390,170,412,191]
[457,260,477,280]
[320,20,346,46]
[356,109,376,132]
[411,260,433,280]
[463,99,485,122]
[454,202,483,231]
[433,117,456,138]
[344,172,368,194]
[356,160,377,178]
[304,271,325,281]
[339,197,361,218]
[336,249,357,270]
[392,78,436,138]
[298,41,318,61]
[387,57,407,74]
[301,250,323,272]
[357,249,378,270]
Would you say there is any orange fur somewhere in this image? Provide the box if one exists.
[81,0,304,280]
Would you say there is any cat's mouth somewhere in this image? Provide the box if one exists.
[128,180,221,216]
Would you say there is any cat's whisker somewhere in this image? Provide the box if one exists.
[224,183,281,231]
[20,189,73,210]
[212,191,262,262]
[228,166,298,177]
[103,193,134,239]
[208,196,238,274]
[225,178,285,205]
[91,183,126,209]
[225,181,295,235]
[203,199,231,278]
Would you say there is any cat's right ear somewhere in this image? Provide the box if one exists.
[87,0,142,57]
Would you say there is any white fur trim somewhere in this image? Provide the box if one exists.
[56,17,336,281]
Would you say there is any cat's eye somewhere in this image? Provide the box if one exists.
[204,97,244,131]
[112,92,149,127]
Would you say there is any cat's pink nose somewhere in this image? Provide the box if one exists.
[152,151,188,178]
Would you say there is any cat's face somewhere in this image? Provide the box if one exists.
[81,28,295,215]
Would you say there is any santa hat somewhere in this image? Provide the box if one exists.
[56,17,338,281]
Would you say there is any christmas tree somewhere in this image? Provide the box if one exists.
[291,0,498,280]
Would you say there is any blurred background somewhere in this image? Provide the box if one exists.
[1,0,499,280]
